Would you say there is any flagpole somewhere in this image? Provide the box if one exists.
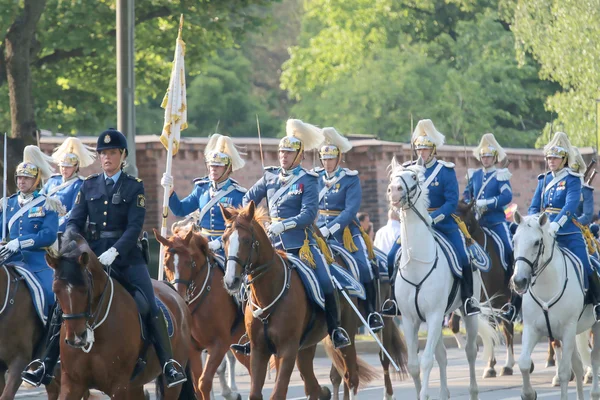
[2,133,7,242]
[158,14,185,281]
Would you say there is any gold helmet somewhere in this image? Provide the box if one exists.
[544,132,575,168]
[473,133,506,162]
[319,127,352,160]
[15,146,55,189]
[570,147,587,173]
[411,119,445,152]
[279,119,323,153]
[52,137,96,169]
[204,134,245,173]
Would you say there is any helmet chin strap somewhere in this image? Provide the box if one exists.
[288,150,303,171]
[210,164,232,186]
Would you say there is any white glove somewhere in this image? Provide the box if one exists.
[476,199,488,208]
[98,247,119,266]
[161,173,174,188]
[425,214,433,225]
[319,226,330,238]
[548,221,561,237]
[5,239,20,252]
[208,239,221,251]
[267,222,286,236]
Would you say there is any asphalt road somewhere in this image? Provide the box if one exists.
[15,342,593,399]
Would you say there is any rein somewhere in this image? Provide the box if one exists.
[167,248,215,313]
[0,265,21,317]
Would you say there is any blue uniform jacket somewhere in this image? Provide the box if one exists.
[463,167,512,226]
[243,165,319,251]
[0,192,59,267]
[66,172,145,268]
[42,174,83,231]
[576,184,594,226]
[169,177,246,242]
[529,168,582,235]
[315,167,362,241]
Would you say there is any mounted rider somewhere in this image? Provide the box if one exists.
[162,133,246,255]
[463,133,514,274]
[241,119,351,352]
[22,129,187,388]
[0,146,62,320]
[505,132,600,323]
[384,119,481,317]
[571,147,598,259]
[42,137,96,234]
[315,127,384,332]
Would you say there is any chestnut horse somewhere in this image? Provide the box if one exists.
[220,202,378,399]
[46,233,194,400]
[154,226,250,400]
[452,200,515,377]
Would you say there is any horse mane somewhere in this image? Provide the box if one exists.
[52,230,94,286]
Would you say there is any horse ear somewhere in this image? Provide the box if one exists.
[246,201,256,220]
[538,213,548,227]
[514,211,522,225]
[220,203,234,221]
[79,252,90,267]
[153,228,170,246]
[184,227,194,245]
[391,157,401,172]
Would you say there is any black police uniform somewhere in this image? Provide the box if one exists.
[22,129,186,388]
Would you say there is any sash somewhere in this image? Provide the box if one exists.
[475,170,498,200]
[46,177,79,197]
[269,170,306,211]
[8,196,45,232]
[424,163,444,188]
[544,169,568,193]
[318,171,346,201]
[197,185,237,224]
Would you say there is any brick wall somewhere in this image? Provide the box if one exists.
[40,136,597,234]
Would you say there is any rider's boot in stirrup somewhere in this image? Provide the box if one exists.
[364,280,384,332]
[461,264,480,316]
[148,314,187,388]
[324,293,351,349]
[500,291,522,323]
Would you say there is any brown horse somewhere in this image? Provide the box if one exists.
[45,233,195,400]
[154,226,251,400]
[220,202,378,400]
[453,200,515,377]
[0,264,60,400]
[325,247,408,399]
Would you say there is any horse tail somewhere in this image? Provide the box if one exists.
[476,313,501,362]
[323,337,380,387]
[388,321,409,378]
[177,364,196,400]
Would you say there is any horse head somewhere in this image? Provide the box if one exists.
[154,227,211,301]
[220,201,271,294]
[387,158,428,212]
[46,231,99,349]
[511,211,552,294]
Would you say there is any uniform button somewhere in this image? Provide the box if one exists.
[103,222,106,226]
[104,201,108,205]
[104,212,107,215]
[91,198,94,201]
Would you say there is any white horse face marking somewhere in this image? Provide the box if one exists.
[511,216,546,293]
[387,167,421,209]
[224,230,242,293]
[173,254,180,281]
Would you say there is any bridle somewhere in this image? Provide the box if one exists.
[167,247,215,310]
[391,171,430,228]
[226,222,275,284]
[514,229,556,284]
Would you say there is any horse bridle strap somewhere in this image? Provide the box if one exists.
[399,248,439,322]
[396,173,430,228]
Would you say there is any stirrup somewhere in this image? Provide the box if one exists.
[231,333,251,355]
[499,303,516,323]
[463,298,481,316]
[367,312,384,332]
[380,299,399,317]
[594,305,600,323]
[21,360,47,387]
[163,359,187,388]
[331,327,351,349]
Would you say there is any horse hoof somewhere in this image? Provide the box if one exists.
[319,386,332,400]
[585,372,593,384]
[530,362,535,374]
[235,394,242,400]
[545,360,556,368]
[144,390,150,400]
[570,371,575,382]
[521,392,537,400]
[483,368,497,378]
[552,376,560,387]
[500,367,513,376]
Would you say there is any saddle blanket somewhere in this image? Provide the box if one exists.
[213,253,226,273]
[330,263,366,300]
[329,242,389,283]
[481,226,509,271]
[373,247,390,283]
[156,298,174,337]
[562,247,586,292]
[392,231,491,279]
[211,253,243,308]
[10,263,51,324]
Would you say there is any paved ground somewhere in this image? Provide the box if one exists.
[14,343,595,399]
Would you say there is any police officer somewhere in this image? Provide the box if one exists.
[316,127,384,332]
[527,132,600,321]
[22,129,186,388]
[384,119,480,317]
[42,137,96,232]
[0,146,61,322]
[240,119,351,352]
[463,133,514,274]
[161,134,246,254]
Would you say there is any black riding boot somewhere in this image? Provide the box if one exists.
[364,280,384,332]
[231,334,251,355]
[500,291,522,323]
[22,304,62,387]
[588,271,600,322]
[148,314,187,388]
[461,265,480,316]
[324,293,351,349]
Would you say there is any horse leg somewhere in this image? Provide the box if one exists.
[215,357,229,400]
[571,343,585,400]
[226,350,239,392]
[330,364,342,400]
[463,314,480,400]
[576,330,593,384]
[558,325,577,399]
[419,312,444,400]
[249,348,270,400]
[402,317,421,398]
[448,313,465,349]
[201,346,235,400]
[296,345,330,400]
[519,324,541,400]
[434,332,450,400]
[57,378,87,400]
[500,320,515,376]
[270,348,298,400]
[552,340,563,387]
[188,347,205,398]
[590,323,600,400]
[547,337,557,367]
[0,355,28,400]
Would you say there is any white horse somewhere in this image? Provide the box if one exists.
[387,161,498,400]
[512,211,600,400]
